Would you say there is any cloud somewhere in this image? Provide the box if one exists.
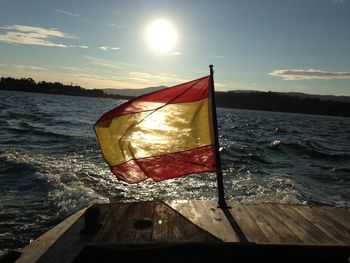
[84,55,136,69]
[0,63,46,71]
[213,55,225,59]
[170,51,181,55]
[0,63,131,89]
[59,55,194,88]
[60,66,94,72]
[70,73,141,89]
[12,64,46,70]
[127,72,188,86]
[0,61,201,90]
[56,9,80,17]
[99,46,120,51]
[0,24,87,48]
[0,25,76,38]
[68,45,88,48]
[269,69,350,80]
[106,23,124,28]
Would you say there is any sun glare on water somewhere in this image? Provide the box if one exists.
[146,19,177,53]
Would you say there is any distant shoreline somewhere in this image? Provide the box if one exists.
[1,77,350,117]
[0,77,132,101]
[215,91,350,118]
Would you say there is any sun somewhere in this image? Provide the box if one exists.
[146,19,177,53]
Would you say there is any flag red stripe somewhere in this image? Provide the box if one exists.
[110,145,216,183]
[97,76,210,122]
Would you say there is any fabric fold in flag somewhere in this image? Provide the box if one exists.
[94,76,216,183]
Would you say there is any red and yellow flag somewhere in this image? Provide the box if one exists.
[94,76,216,183]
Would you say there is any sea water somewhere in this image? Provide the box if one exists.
[1,90,350,252]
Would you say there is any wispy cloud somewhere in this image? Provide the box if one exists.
[127,72,188,86]
[0,63,132,89]
[213,55,225,59]
[0,62,198,90]
[0,24,87,48]
[70,57,188,87]
[60,66,95,72]
[0,25,76,38]
[84,55,136,69]
[106,23,124,28]
[56,9,80,17]
[269,69,350,80]
[12,64,46,70]
[0,63,46,71]
[65,58,184,88]
[99,46,120,51]
[70,73,142,89]
[170,51,181,55]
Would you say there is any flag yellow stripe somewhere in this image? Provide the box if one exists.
[95,98,212,166]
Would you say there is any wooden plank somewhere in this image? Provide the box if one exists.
[230,203,282,243]
[152,202,169,242]
[318,206,350,230]
[94,203,129,243]
[166,200,238,242]
[264,204,321,244]
[247,204,303,243]
[98,201,218,243]
[15,207,88,263]
[272,204,336,244]
[133,201,155,242]
[291,205,350,244]
[97,201,220,243]
[16,200,350,263]
[227,201,271,243]
[36,215,88,263]
[114,202,148,242]
[165,201,220,242]
[167,202,185,241]
[188,200,237,241]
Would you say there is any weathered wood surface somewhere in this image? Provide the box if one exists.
[15,201,219,263]
[15,207,88,263]
[165,200,239,242]
[15,200,350,263]
[165,200,350,245]
[93,201,219,243]
[224,201,350,245]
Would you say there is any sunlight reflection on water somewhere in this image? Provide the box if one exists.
[1,91,350,252]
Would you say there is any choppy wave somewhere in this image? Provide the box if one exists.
[1,90,350,252]
[269,139,350,160]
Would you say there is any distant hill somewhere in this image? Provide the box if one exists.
[227,90,350,103]
[2,77,350,117]
[104,87,350,104]
[216,91,350,117]
[0,77,131,100]
[103,86,166,97]
[279,92,350,103]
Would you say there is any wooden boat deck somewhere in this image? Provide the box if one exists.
[14,200,350,263]
[167,200,350,245]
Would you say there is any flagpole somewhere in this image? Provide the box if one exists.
[209,65,227,208]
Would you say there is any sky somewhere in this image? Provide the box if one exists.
[0,0,350,96]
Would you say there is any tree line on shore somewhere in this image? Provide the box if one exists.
[1,77,350,117]
[0,77,131,100]
[215,91,350,117]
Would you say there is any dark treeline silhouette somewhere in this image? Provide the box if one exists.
[0,77,132,100]
[216,91,350,117]
[1,77,350,117]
